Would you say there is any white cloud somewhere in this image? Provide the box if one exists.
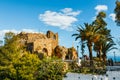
[39,8,81,30]
[109,13,116,21]
[0,29,18,39]
[21,29,39,33]
[95,5,108,14]
[0,29,38,40]
[61,8,80,16]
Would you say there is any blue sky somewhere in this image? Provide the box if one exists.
[0,0,120,57]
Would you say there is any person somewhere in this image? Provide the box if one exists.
[110,58,113,66]
[77,57,81,66]
[108,58,113,66]
[108,59,110,66]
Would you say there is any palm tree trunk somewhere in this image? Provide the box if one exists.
[99,49,102,61]
[97,51,99,57]
[87,42,93,66]
[102,53,106,65]
[99,45,102,61]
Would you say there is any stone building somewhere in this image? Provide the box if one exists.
[19,30,58,57]
[18,30,78,60]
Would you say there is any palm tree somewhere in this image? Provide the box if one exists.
[93,28,112,60]
[92,11,114,61]
[114,0,120,26]
[72,12,112,67]
[80,41,85,57]
[102,41,117,63]
[72,23,101,66]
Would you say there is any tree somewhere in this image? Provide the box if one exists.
[72,23,100,66]
[72,11,113,67]
[0,32,21,62]
[102,41,117,63]
[0,32,41,80]
[92,11,107,28]
[4,32,15,45]
[0,40,3,46]
[80,41,85,57]
[114,0,120,26]
[93,28,112,60]
[92,11,114,61]
[0,51,41,80]
[1,32,37,80]
[13,52,41,80]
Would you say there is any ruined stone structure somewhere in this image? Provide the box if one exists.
[54,46,78,60]
[19,31,58,57]
[18,30,78,60]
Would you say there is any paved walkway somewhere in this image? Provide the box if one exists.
[64,71,120,80]
[107,66,120,71]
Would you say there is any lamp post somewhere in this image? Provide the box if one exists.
[77,46,79,62]
[77,46,79,58]
[114,51,116,63]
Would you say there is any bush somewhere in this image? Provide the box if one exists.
[37,58,65,80]
[0,54,66,80]
[0,52,41,80]
[68,61,79,72]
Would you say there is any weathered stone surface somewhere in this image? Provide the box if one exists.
[18,30,78,60]
[19,31,58,57]
[54,46,78,60]
[54,45,68,60]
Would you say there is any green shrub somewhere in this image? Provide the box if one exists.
[0,52,41,80]
[37,58,65,80]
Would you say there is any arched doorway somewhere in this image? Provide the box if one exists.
[42,48,48,56]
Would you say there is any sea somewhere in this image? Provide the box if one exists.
[107,56,120,62]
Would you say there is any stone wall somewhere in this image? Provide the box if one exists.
[19,30,58,57]
[19,30,78,60]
